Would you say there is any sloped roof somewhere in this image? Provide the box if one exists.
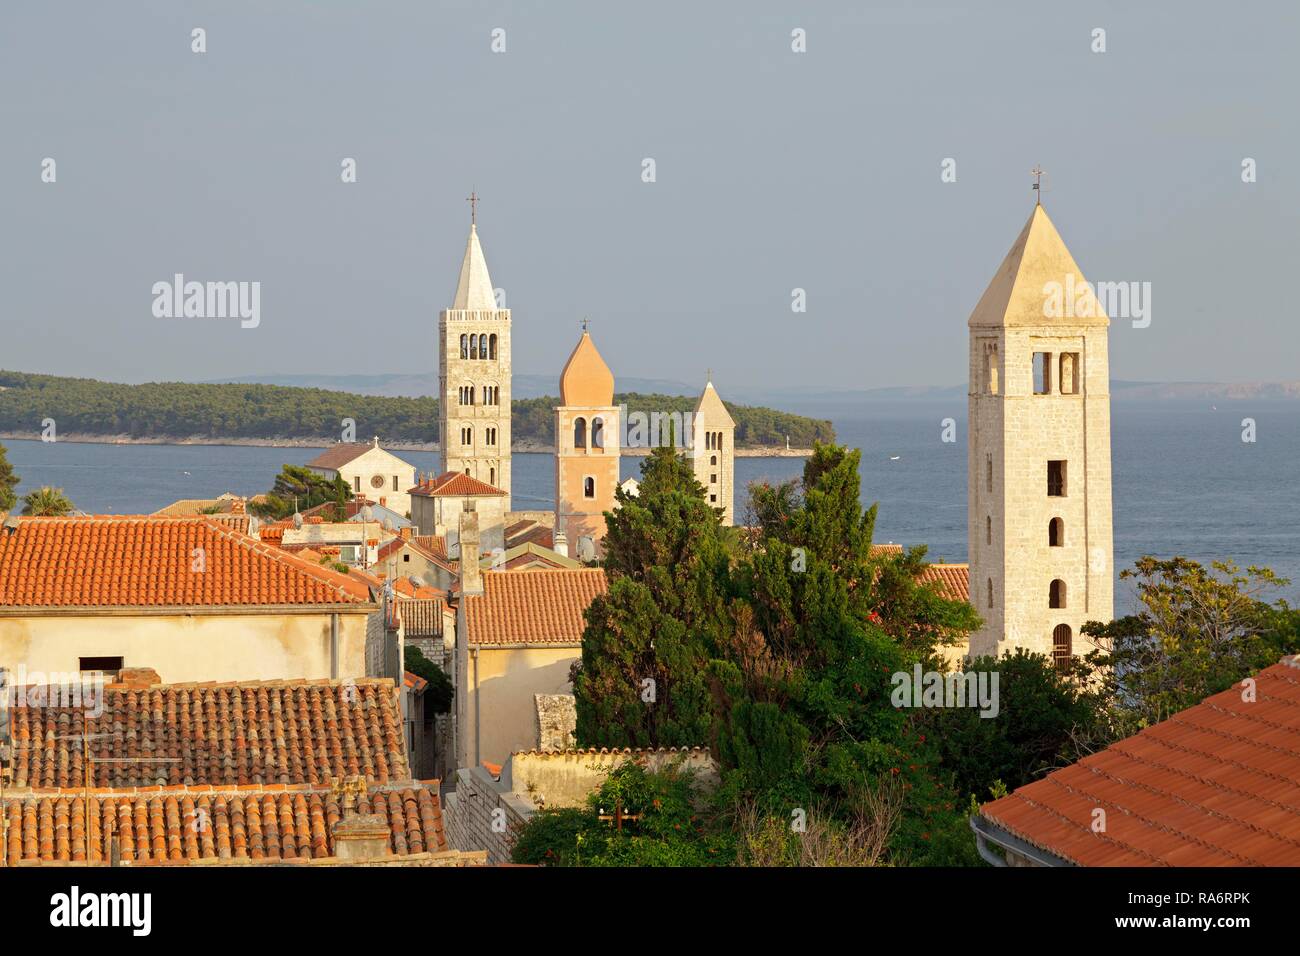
[980,657,1300,866]
[410,471,506,498]
[399,597,446,638]
[559,330,615,406]
[917,563,970,603]
[968,204,1109,329]
[463,568,607,646]
[2,782,445,864]
[451,223,497,311]
[0,516,371,608]
[6,677,407,789]
[505,519,553,550]
[306,443,376,470]
[693,381,736,428]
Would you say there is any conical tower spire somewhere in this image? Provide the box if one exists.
[452,217,496,311]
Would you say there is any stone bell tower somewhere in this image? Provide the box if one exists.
[967,201,1113,665]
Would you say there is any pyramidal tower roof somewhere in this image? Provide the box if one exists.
[451,224,497,311]
[559,330,614,407]
[693,380,735,427]
[968,204,1109,328]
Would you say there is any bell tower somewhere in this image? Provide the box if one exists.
[438,195,511,507]
[967,202,1114,665]
[690,378,736,525]
[555,327,620,558]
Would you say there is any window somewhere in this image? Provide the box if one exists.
[79,656,123,680]
[986,454,992,492]
[710,455,717,466]
[1047,460,1066,497]
[1059,352,1079,394]
[574,417,587,449]
[461,427,472,446]
[459,385,475,406]
[460,334,468,359]
[489,334,498,360]
[370,474,385,489]
[584,477,595,498]
[986,516,992,546]
[354,476,361,492]
[1049,579,1066,609]
[986,345,999,395]
[1032,352,1052,394]
[711,474,717,483]
[710,493,717,503]
[486,427,497,446]
[393,476,399,491]
[470,334,479,360]
[483,385,498,405]
[1052,624,1072,671]
[490,467,496,486]
[1049,517,1064,547]
[403,553,410,563]
[592,417,605,449]
[986,578,993,608]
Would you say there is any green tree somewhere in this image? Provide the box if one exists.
[403,645,454,714]
[1082,556,1296,734]
[250,464,353,520]
[0,441,18,511]
[21,486,74,516]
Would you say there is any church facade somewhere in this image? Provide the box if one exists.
[967,203,1114,665]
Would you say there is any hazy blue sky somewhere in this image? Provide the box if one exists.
[2,1,1295,391]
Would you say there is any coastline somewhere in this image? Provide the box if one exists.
[0,432,812,458]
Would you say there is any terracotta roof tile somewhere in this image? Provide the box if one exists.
[981,657,1300,866]
[305,443,375,470]
[2,783,445,864]
[7,678,407,789]
[463,569,607,646]
[0,516,370,608]
[917,563,970,602]
[399,598,445,638]
[409,471,506,498]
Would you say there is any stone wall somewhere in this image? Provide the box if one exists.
[534,694,576,751]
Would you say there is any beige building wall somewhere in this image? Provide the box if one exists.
[455,642,581,770]
[0,609,373,683]
[314,445,417,517]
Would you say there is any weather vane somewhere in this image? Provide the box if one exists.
[466,189,479,224]
[1031,165,1046,204]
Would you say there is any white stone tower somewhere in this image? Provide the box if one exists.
[691,379,736,525]
[438,198,511,508]
[967,202,1113,665]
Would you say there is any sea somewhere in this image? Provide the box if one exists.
[5,401,1299,612]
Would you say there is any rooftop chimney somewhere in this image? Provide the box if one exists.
[459,510,483,595]
[331,814,392,861]
[553,528,569,559]
[115,667,161,689]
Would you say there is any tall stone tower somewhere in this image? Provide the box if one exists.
[555,328,620,558]
[691,379,736,525]
[438,211,511,509]
[967,203,1113,665]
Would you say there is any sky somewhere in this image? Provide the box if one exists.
[1,1,1295,391]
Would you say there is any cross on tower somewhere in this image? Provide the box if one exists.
[581,317,589,332]
[466,189,479,224]
[1031,165,1045,204]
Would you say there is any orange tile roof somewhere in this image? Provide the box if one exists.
[409,471,506,498]
[2,783,445,864]
[7,678,407,789]
[870,543,905,556]
[0,516,371,608]
[305,443,376,470]
[463,568,607,646]
[399,597,446,637]
[917,563,970,603]
[980,657,1300,866]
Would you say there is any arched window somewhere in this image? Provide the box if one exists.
[710,455,717,466]
[591,417,604,449]
[489,334,498,360]
[987,346,999,395]
[573,417,587,449]
[986,454,992,492]
[584,477,596,498]
[1052,624,1072,671]
[1049,517,1064,547]
[986,515,992,545]
[460,334,468,360]
[490,467,496,486]
[987,578,993,608]
[1049,579,1066,609]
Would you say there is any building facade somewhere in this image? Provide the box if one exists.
[967,203,1114,663]
[554,329,621,558]
[438,219,512,508]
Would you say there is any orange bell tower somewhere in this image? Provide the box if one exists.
[554,327,620,558]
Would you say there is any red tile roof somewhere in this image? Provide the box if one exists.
[0,516,371,608]
[505,519,554,550]
[917,563,970,603]
[2,783,445,864]
[981,657,1300,866]
[463,569,607,646]
[399,598,446,638]
[409,471,506,498]
[305,443,376,470]
[7,678,407,789]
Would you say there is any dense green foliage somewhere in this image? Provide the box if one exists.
[0,371,833,449]
[0,441,17,511]
[569,442,985,866]
[21,486,75,516]
[249,464,352,520]
[403,645,454,714]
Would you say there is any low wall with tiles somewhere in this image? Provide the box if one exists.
[443,766,534,865]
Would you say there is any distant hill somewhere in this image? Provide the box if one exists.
[0,370,833,449]
[205,372,701,400]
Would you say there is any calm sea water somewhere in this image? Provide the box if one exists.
[6,401,1299,610]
